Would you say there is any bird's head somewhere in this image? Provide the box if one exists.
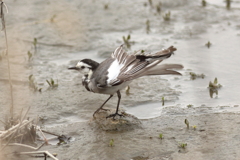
[68,59,99,76]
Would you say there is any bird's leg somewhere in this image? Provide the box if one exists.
[93,95,113,117]
[106,91,124,119]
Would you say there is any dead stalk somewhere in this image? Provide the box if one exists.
[0,112,33,151]
[0,1,14,118]
[0,120,32,142]
[18,151,58,160]
[21,106,31,122]
[37,127,49,145]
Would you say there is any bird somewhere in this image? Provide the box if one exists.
[68,45,183,119]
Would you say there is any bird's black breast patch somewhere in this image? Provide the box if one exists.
[82,75,90,91]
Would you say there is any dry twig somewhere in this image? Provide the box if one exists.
[0,107,32,150]
[0,0,14,118]
[37,127,49,145]
[18,151,58,160]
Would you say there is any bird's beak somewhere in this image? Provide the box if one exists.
[68,66,78,70]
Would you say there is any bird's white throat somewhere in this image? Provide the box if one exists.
[84,69,93,81]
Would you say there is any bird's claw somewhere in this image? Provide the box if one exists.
[106,113,124,119]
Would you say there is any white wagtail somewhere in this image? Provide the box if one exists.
[69,45,183,119]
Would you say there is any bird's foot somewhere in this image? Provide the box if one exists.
[106,112,124,119]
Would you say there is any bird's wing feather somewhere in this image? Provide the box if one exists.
[108,45,179,86]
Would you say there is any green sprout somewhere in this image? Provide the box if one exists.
[156,2,161,14]
[226,0,231,9]
[189,72,205,80]
[205,41,212,48]
[208,77,222,89]
[148,0,153,7]
[185,119,189,129]
[162,11,171,21]
[104,4,109,10]
[192,125,197,130]
[202,0,206,7]
[46,78,58,88]
[29,75,42,92]
[162,97,165,106]
[27,51,33,61]
[146,20,150,34]
[187,104,193,108]
[159,133,163,139]
[109,139,114,147]
[33,38,37,52]
[179,142,187,149]
[214,77,218,84]
[122,34,133,49]
[208,77,222,98]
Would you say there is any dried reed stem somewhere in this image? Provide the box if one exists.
[18,151,58,160]
[0,106,31,152]
[0,1,14,118]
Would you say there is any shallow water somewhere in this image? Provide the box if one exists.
[0,0,240,127]
[176,26,240,107]
[2,0,240,159]
[60,24,240,119]
[46,27,240,120]
[126,102,164,119]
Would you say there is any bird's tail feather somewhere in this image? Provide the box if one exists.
[139,64,183,77]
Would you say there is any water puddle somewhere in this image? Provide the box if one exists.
[42,6,240,120]
[126,103,164,119]
[174,25,240,107]
[127,103,240,119]
[124,23,240,118]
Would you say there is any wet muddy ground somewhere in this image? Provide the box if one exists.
[1,0,240,159]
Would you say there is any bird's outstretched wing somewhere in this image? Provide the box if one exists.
[107,45,181,86]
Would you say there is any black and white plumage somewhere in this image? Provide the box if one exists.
[69,45,183,118]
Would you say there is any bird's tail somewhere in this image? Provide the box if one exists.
[112,46,183,84]
[134,46,182,77]
[144,64,183,76]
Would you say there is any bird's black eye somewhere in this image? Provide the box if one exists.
[81,66,85,69]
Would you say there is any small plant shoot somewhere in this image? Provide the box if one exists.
[159,133,163,139]
[46,78,58,88]
[185,119,189,129]
[208,77,222,98]
[163,11,171,21]
[109,139,114,147]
